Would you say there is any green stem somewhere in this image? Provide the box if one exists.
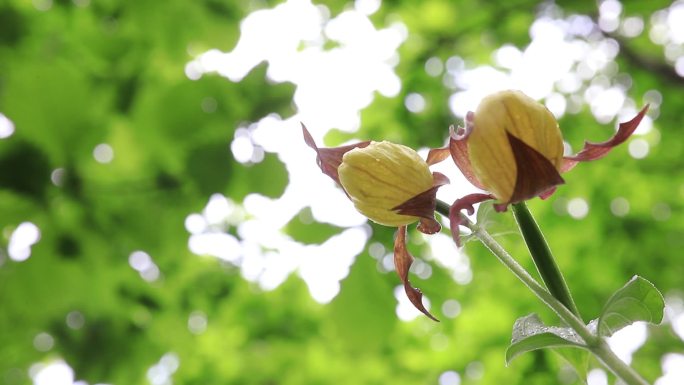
[462,213,595,344]
[434,200,650,385]
[593,339,651,385]
[511,202,581,319]
[435,199,451,218]
[469,217,648,385]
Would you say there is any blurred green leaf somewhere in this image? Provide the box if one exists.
[596,276,665,338]
[329,253,396,352]
[186,142,233,196]
[228,153,288,200]
[284,207,343,244]
[0,141,51,201]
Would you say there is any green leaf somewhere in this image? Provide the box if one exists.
[554,349,590,384]
[596,275,665,337]
[506,314,587,365]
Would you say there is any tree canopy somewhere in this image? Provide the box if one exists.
[1,0,683,384]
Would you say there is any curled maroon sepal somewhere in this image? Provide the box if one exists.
[448,193,495,247]
[302,123,370,185]
[561,105,650,173]
[507,132,565,204]
[394,225,439,322]
[393,172,449,235]
[448,121,486,191]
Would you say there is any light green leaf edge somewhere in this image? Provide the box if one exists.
[506,314,588,365]
[597,275,665,337]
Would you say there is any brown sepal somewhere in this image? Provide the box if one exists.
[394,226,439,322]
[302,123,370,185]
[449,127,486,190]
[507,132,565,204]
[448,193,495,247]
[561,105,649,173]
[426,147,451,166]
[392,172,449,235]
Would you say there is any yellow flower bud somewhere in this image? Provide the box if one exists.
[338,141,434,226]
[468,90,564,203]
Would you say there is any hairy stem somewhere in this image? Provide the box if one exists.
[463,213,595,343]
[434,200,650,385]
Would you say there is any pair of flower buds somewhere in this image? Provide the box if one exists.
[304,90,648,320]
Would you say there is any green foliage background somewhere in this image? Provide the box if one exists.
[1,0,683,384]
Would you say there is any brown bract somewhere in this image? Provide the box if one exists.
[394,226,439,321]
[507,132,566,204]
[561,105,650,172]
[393,171,449,235]
[448,112,486,191]
[302,123,370,186]
[448,193,495,247]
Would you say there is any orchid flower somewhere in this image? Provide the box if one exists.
[439,90,649,245]
[303,125,449,321]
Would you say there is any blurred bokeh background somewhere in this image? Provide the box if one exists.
[1,0,683,384]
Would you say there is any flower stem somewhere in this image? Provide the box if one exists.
[592,338,651,385]
[434,200,650,385]
[462,212,595,344]
[466,216,649,385]
[435,199,451,218]
[511,202,581,319]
